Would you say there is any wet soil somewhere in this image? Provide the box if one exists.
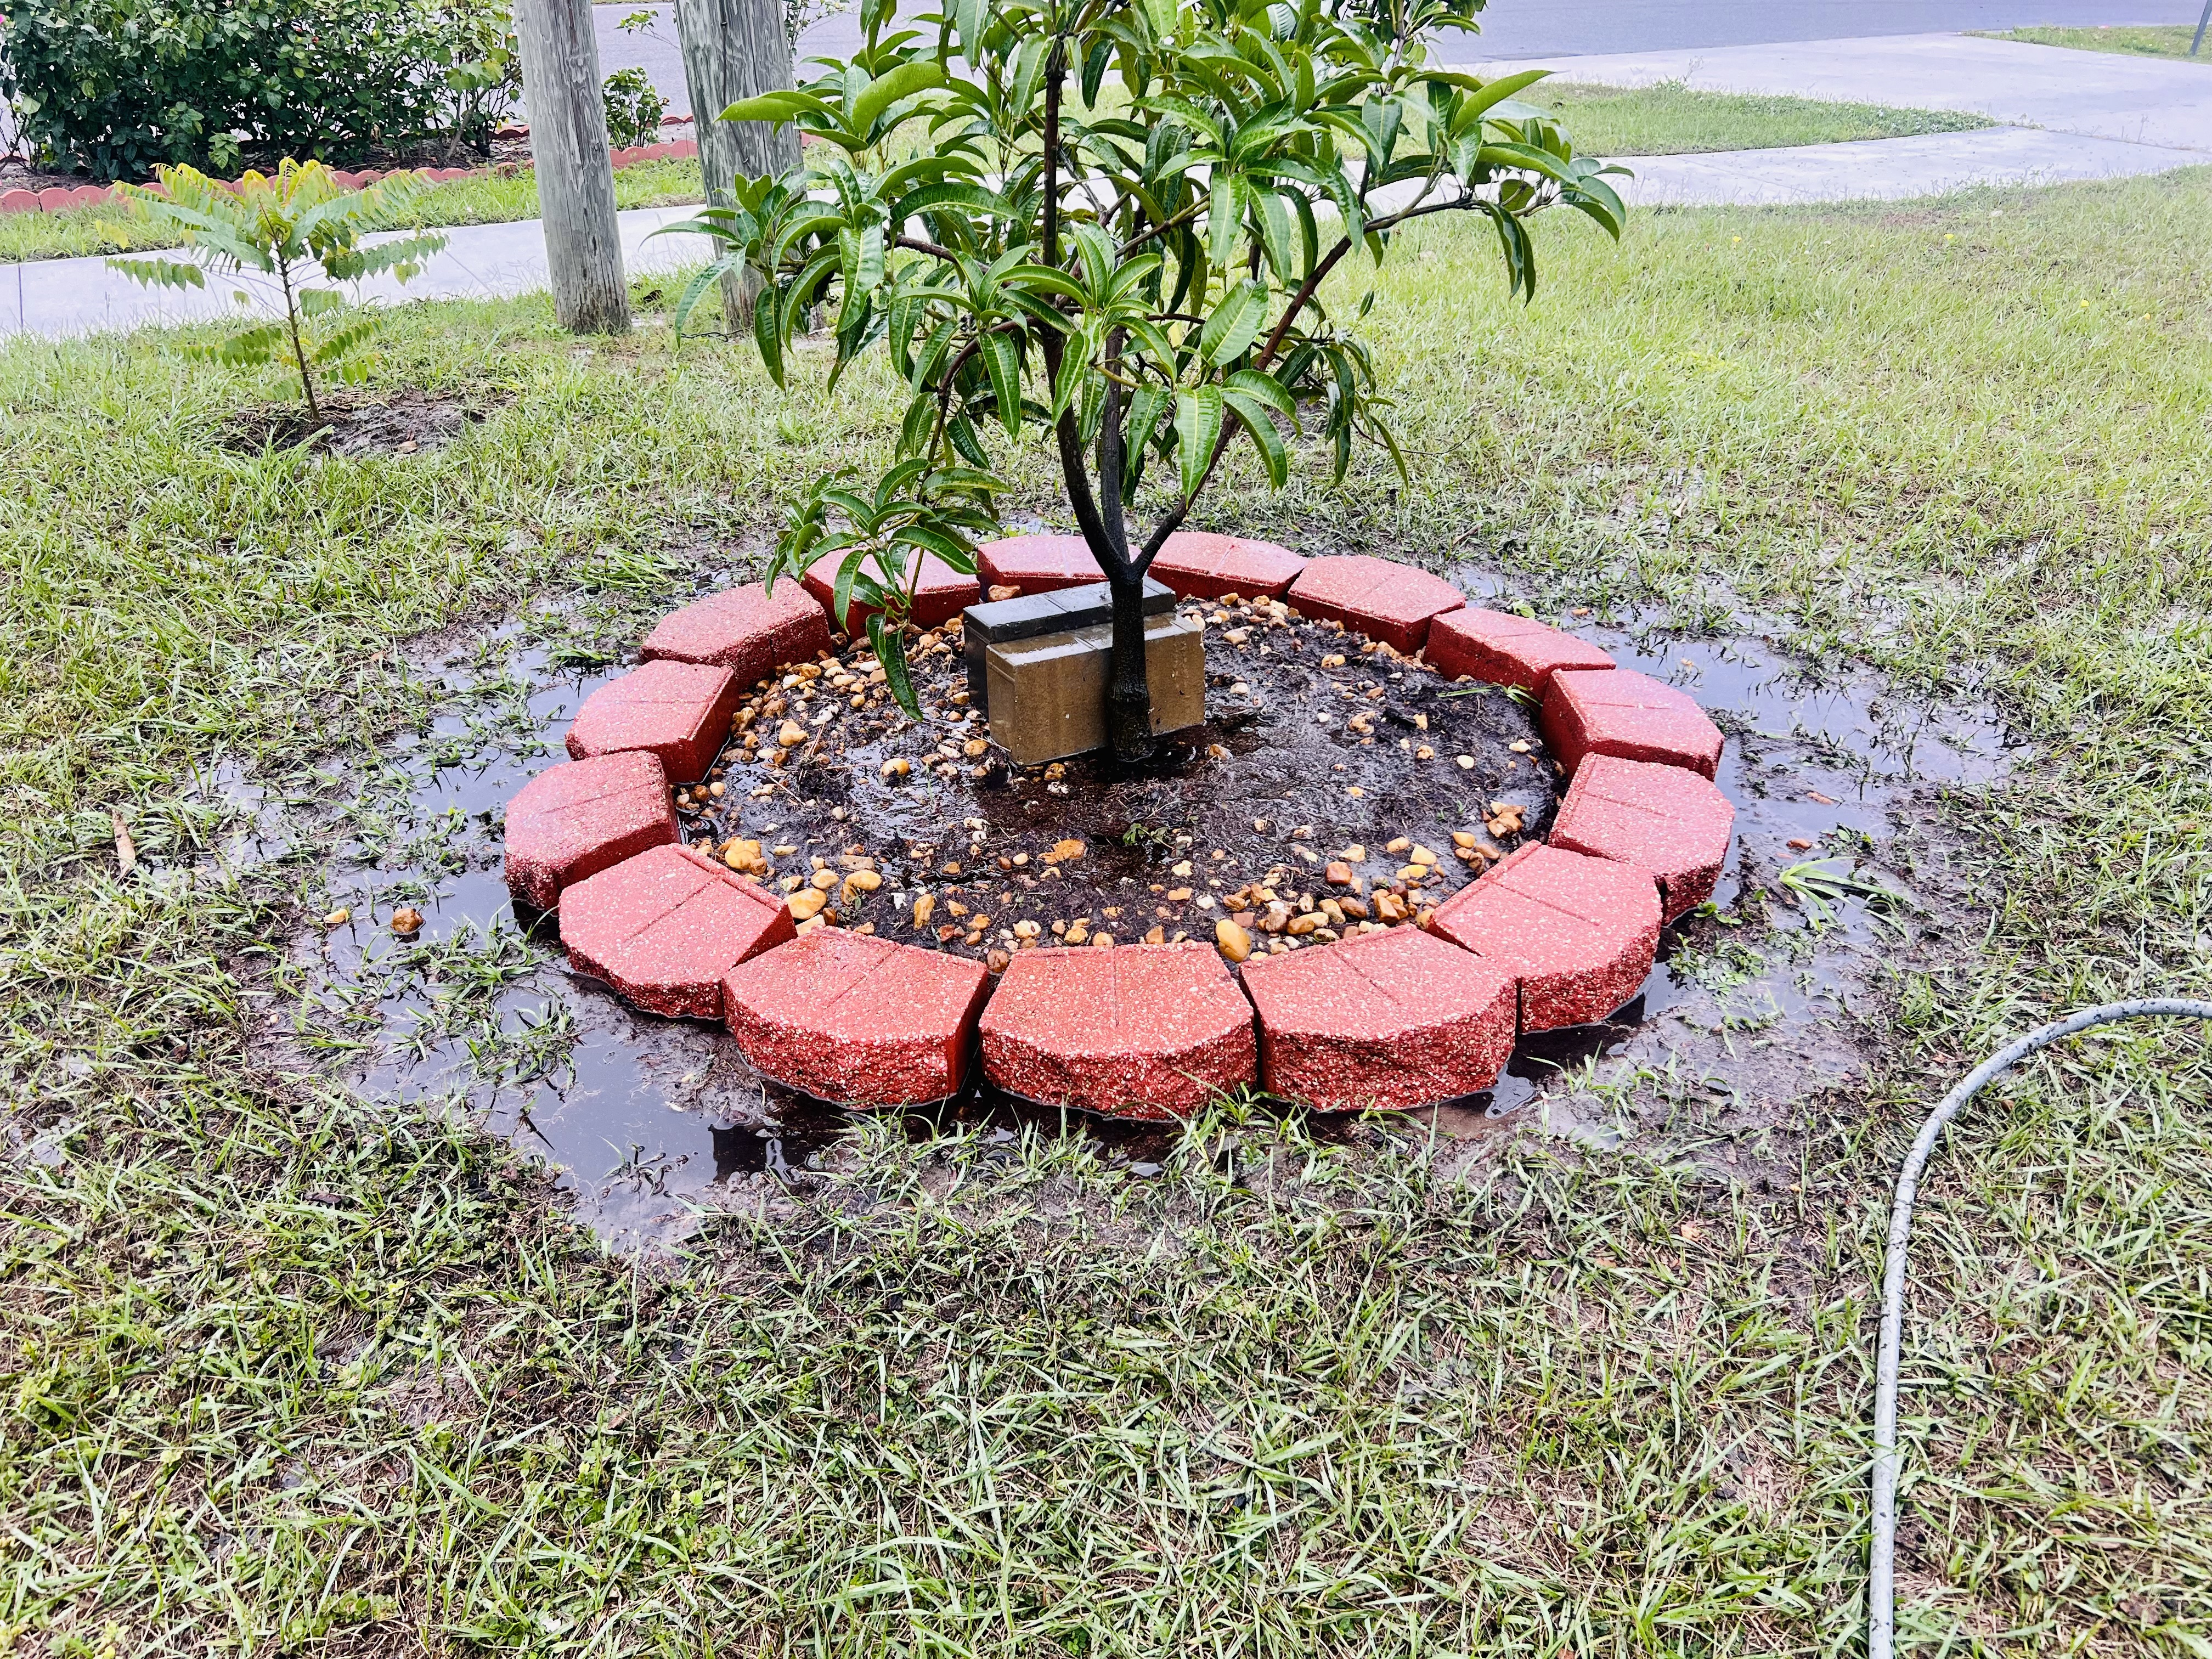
[221,390,495,457]
[193,569,2025,1250]
[670,593,1553,962]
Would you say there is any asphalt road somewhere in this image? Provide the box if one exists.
[599,0,2202,115]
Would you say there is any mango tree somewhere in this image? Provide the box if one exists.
[671,0,1624,757]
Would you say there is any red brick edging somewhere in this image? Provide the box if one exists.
[499,532,1737,1118]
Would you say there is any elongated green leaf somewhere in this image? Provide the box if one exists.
[853,60,946,133]
[106,257,206,290]
[1199,280,1269,366]
[719,91,827,124]
[1051,329,1093,420]
[753,272,786,381]
[1255,189,1296,282]
[1173,385,1223,501]
[1441,68,1553,137]
[980,332,1023,436]
[1224,366,1295,419]
[953,0,985,58]
[833,545,871,629]
[1222,388,1289,487]
[868,614,922,718]
[1206,169,1243,269]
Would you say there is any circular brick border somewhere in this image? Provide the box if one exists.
[501,536,1734,1117]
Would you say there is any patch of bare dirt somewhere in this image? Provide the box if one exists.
[219,388,501,457]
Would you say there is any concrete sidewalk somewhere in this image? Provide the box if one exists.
[1463,31,2212,152]
[9,30,2211,340]
[1442,30,2212,204]
[1611,125,2204,204]
[1,207,715,339]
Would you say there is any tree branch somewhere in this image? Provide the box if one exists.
[1037,40,1124,577]
[1133,189,1482,571]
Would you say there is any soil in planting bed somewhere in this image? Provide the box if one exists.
[220,389,495,457]
[667,592,1557,963]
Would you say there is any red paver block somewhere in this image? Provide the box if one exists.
[1429,843,1660,1032]
[566,659,740,782]
[560,843,794,1020]
[1240,927,1515,1111]
[1150,532,1306,601]
[503,751,678,911]
[641,583,833,686]
[1426,607,1615,693]
[1286,555,1465,653]
[975,534,1105,595]
[979,943,1256,1119]
[723,929,991,1105]
[1549,753,1736,921]
[1543,667,1724,780]
[804,547,978,632]
[0,190,39,213]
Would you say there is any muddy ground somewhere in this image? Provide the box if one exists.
[218,390,499,457]
[185,566,2022,1250]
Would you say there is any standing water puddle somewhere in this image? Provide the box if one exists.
[223,584,2021,1247]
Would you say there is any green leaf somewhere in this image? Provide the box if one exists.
[105,257,205,291]
[1173,385,1223,502]
[753,270,787,381]
[868,614,923,718]
[980,332,1023,437]
[953,0,986,59]
[1255,189,1296,283]
[719,90,826,124]
[851,60,946,133]
[1051,329,1093,420]
[1224,366,1295,419]
[1199,279,1269,366]
[832,545,870,630]
[1206,169,1244,270]
[1222,388,1289,487]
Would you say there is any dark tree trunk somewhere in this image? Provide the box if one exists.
[1105,566,1151,763]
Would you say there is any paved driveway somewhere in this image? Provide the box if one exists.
[597,0,2204,114]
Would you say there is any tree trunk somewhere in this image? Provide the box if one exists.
[514,0,630,334]
[1105,567,1153,764]
[673,0,801,328]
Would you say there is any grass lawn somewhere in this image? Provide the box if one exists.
[1536,79,1994,156]
[1985,24,2211,61]
[0,157,708,265]
[3,164,2211,1656]
[1,77,1992,267]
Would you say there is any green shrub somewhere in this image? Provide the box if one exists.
[0,0,519,182]
[106,159,450,425]
[602,65,668,150]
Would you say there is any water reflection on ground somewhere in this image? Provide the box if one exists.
[205,583,2022,1249]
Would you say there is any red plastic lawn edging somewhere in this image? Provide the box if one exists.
[0,136,700,215]
[498,535,1736,1119]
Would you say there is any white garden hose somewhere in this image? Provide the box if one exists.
[1869,997,2212,1659]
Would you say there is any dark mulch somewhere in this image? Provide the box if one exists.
[668,591,1562,964]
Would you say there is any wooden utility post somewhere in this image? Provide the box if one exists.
[672,0,801,324]
[515,0,631,334]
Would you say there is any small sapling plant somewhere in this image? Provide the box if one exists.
[106,159,451,430]
[672,0,1624,754]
